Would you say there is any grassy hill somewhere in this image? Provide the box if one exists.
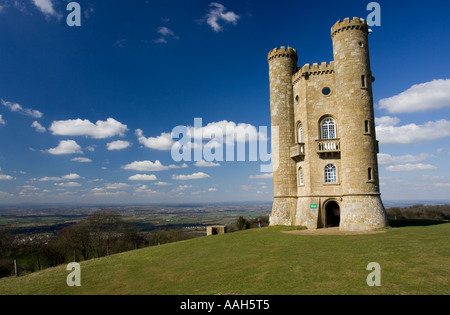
[0,223,449,295]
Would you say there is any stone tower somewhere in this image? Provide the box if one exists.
[268,17,389,231]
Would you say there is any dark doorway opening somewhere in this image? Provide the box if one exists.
[325,201,341,228]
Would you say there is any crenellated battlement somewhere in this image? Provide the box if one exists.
[292,61,334,84]
[268,46,298,62]
[331,17,369,39]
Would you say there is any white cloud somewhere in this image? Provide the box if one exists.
[172,185,193,192]
[62,173,81,180]
[71,157,92,163]
[155,181,172,186]
[153,38,168,44]
[208,188,217,192]
[386,164,437,172]
[139,120,266,152]
[172,172,211,180]
[421,175,445,180]
[47,140,83,155]
[114,39,127,48]
[0,115,5,125]
[1,99,43,118]
[88,189,127,197]
[435,183,450,188]
[203,2,240,32]
[128,174,158,181]
[20,185,39,192]
[378,153,434,165]
[91,187,106,194]
[122,160,169,172]
[0,174,14,180]
[376,118,450,145]
[249,173,273,179]
[84,7,94,19]
[106,183,129,190]
[192,120,266,143]
[31,121,46,133]
[39,173,81,181]
[86,145,96,152]
[134,185,158,194]
[194,160,220,167]
[154,26,179,44]
[0,191,14,198]
[157,26,174,36]
[49,118,128,139]
[31,0,62,19]
[378,79,450,114]
[122,160,187,172]
[54,182,81,187]
[107,140,131,151]
[136,129,174,151]
[375,116,400,127]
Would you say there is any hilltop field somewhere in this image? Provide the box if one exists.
[0,221,448,295]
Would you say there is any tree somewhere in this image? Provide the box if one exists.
[57,222,92,261]
[86,210,123,257]
[235,216,249,230]
[0,226,15,259]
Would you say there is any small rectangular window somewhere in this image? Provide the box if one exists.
[361,75,366,88]
[368,168,373,181]
[365,120,370,133]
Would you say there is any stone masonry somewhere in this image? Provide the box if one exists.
[268,17,389,231]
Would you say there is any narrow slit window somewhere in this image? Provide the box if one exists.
[298,123,303,143]
[365,120,369,133]
[368,168,373,181]
[299,167,304,186]
[362,75,366,88]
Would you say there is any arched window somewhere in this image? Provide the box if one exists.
[325,164,337,183]
[298,167,304,186]
[321,118,336,140]
[297,123,303,143]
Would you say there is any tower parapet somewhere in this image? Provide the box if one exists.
[293,62,335,84]
[331,17,369,39]
[267,46,298,63]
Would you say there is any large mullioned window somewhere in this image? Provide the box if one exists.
[321,118,336,140]
[325,164,337,183]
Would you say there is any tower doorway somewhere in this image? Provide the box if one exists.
[325,201,340,228]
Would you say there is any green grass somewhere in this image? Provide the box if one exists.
[0,223,449,295]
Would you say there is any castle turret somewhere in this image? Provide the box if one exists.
[268,47,298,225]
[331,17,388,230]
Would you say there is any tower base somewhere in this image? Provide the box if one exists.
[339,195,389,231]
[273,195,389,231]
[269,197,298,226]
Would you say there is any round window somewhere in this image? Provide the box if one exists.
[322,87,331,96]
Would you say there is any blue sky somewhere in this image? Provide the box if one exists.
[0,0,449,204]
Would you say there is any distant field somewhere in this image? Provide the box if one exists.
[1,222,448,295]
[0,203,273,234]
